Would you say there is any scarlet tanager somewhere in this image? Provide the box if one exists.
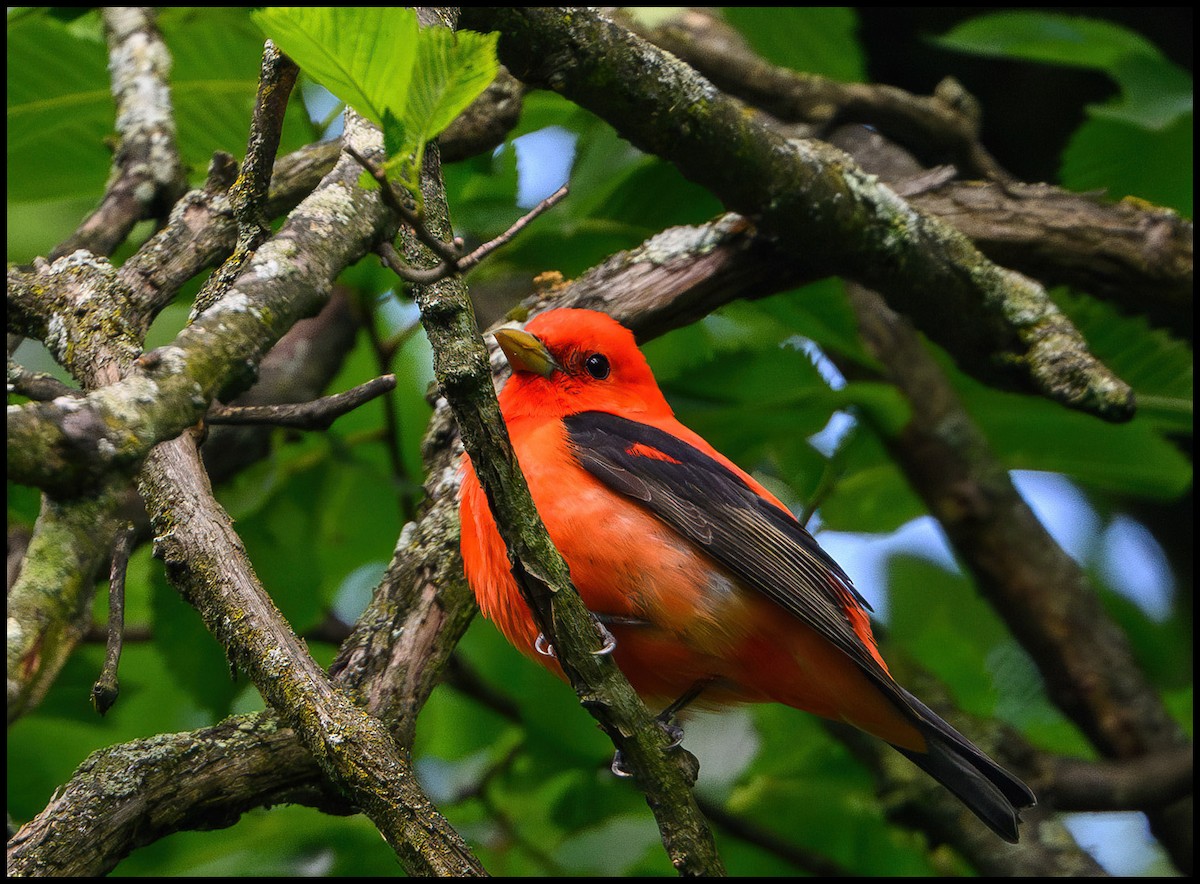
[459,308,1035,842]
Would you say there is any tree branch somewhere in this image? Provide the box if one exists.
[621,7,1011,182]
[190,42,300,318]
[460,7,1134,422]
[51,7,186,261]
[627,10,1193,328]
[137,425,485,875]
[5,486,129,724]
[206,374,396,430]
[6,112,395,497]
[840,281,1192,870]
[1042,748,1194,813]
[397,125,727,871]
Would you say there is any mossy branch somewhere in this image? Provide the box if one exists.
[395,132,727,872]
[461,7,1135,422]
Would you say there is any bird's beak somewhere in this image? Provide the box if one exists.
[493,327,560,379]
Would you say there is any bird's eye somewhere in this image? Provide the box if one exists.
[584,353,611,380]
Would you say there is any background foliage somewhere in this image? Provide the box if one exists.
[7,7,1192,877]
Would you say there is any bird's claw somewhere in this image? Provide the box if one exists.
[591,620,617,656]
[661,722,684,749]
[608,721,686,779]
[611,751,634,778]
[537,621,616,658]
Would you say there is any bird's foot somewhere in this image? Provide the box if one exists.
[659,721,685,748]
[536,622,616,658]
[591,619,617,656]
[609,719,686,778]
[611,750,633,778]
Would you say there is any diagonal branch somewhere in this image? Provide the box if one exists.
[206,374,396,430]
[51,7,186,261]
[460,7,1134,422]
[8,212,1126,877]
[137,427,484,875]
[399,128,727,872]
[621,7,1011,182]
[841,280,1193,871]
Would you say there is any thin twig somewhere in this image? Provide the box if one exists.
[206,375,397,430]
[349,144,570,285]
[91,523,136,715]
[346,145,461,266]
[7,362,83,402]
[230,41,299,239]
[456,184,569,273]
[192,41,300,318]
[1044,748,1195,812]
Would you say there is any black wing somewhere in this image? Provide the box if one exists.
[564,411,1037,841]
[563,411,881,676]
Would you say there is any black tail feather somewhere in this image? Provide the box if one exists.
[892,687,1036,843]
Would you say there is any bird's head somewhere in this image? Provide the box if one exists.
[493,308,672,422]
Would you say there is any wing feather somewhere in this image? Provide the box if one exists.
[563,412,1037,840]
[564,411,880,676]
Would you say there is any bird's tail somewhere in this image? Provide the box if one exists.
[891,687,1036,843]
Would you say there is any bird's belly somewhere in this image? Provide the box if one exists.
[531,471,769,703]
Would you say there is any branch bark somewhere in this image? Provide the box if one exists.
[50,7,187,261]
[397,133,727,873]
[459,6,1134,422]
[6,5,1190,877]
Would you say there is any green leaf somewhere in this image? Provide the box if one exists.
[935,12,1162,70]
[936,12,1192,135]
[723,7,866,82]
[830,381,910,438]
[6,13,112,202]
[885,555,1081,752]
[554,815,664,876]
[1050,288,1193,433]
[252,7,419,125]
[1061,113,1192,217]
[442,146,522,239]
[150,562,243,717]
[926,302,1193,499]
[7,8,316,205]
[1088,52,1192,131]
[730,706,943,875]
[752,279,879,369]
[112,805,400,876]
[886,555,1008,715]
[962,388,1191,500]
[162,8,316,173]
[400,27,498,158]
[819,457,925,534]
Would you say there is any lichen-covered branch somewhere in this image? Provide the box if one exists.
[841,281,1192,872]
[396,127,726,872]
[460,7,1134,422]
[138,425,485,875]
[9,209,1138,875]
[629,10,1192,324]
[6,715,331,876]
[51,7,186,261]
[621,7,1009,181]
[7,113,394,497]
[5,487,128,725]
[191,42,300,317]
[902,178,1193,326]
[6,354,479,878]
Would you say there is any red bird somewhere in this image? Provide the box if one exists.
[459,308,1035,842]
